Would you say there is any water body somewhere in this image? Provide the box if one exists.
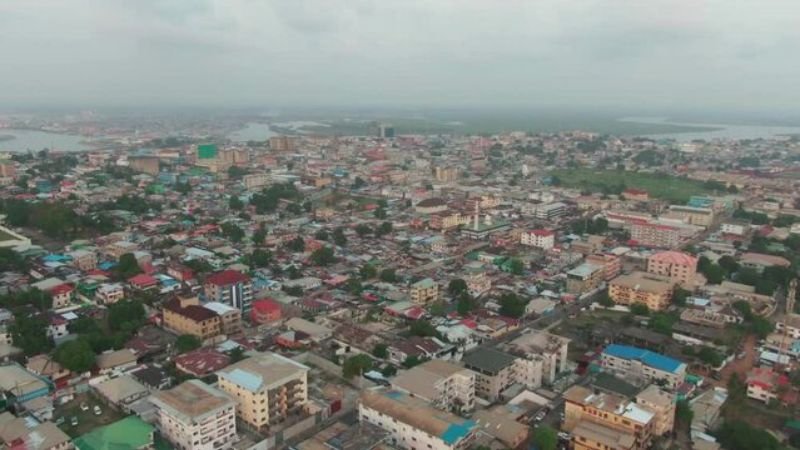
[229,123,278,142]
[0,129,93,152]
[619,117,800,142]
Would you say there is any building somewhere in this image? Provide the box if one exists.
[243,173,269,190]
[520,229,555,250]
[415,197,448,214]
[775,314,800,339]
[720,221,748,237]
[635,385,675,437]
[531,202,568,220]
[50,284,74,309]
[216,352,309,432]
[129,156,160,176]
[249,299,281,324]
[0,412,72,450]
[105,240,138,259]
[563,385,656,450]
[95,283,125,305]
[410,278,439,305]
[204,270,253,312]
[151,380,237,450]
[585,254,622,281]
[566,263,606,295]
[746,367,791,404]
[162,296,222,342]
[0,162,16,179]
[608,272,674,311]
[96,349,138,376]
[646,251,697,285]
[434,166,459,183]
[739,252,792,273]
[359,389,477,450]
[94,375,150,411]
[269,136,296,152]
[391,360,476,414]
[73,416,154,450]
[666,205,714,228]
[68,249,97,271]
[464,265,491,297]
[378,123,395,139]
[601,344,687,389]
[0,364,51,404]
[197,144,219,159]
[462,348,517,402]
[505,330,570,386]
[630,222,680,249]
[203,302,243,336]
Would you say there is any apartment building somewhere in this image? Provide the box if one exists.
[50,284,74,309]
[204,302,243,336]
[520,229,555,250]
[105,240,138,260]
[434,166,459,183]
[359,389,477,450]
[566,263,606,295]
[410,278,439,305]
[600,344,687,389]
[204,270,253,312]
[505,330,570,386]
[608,272,674,311]
[391,360,476,414]
[635,385,675,437]
[646,251,697,286]
[162,296,223,342]
[563,385,656,450]
[630,222,680,249]
[269,136,296,152]
[585,254,622,281]
[68,249,97,271]
[216,352,309,432]
[151,380,237,450]
[531,202,568,220]
[666,205,714,228]
[464,265,491,297]
[95,283,125,305]
[243,174,270,190]
[462,348,517,402]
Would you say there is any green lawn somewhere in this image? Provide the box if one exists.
[550,168,715,203]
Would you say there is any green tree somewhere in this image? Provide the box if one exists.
[716,420,781,450]
[221,222,245,243]
[252,226,267,245]
[175,181,192,195]
[54,338,96,373]
[499,293,526,318]
[531,425,558,450]
[360,264,377,280]
[429,301,446,317]
[116,253,142,279]
[371,343,388,359]
[228,346,246,362]
[246,249,272,268]
[457,293,475,316]
[229,195,244,210]
[630,303,650,316]
[311,246,336,266]
[374,208,387,219]
[346,277,363,295]
[108,299,146,332]
[509,258,524,275]
[380,268,397,283]
[285,236,305,252]
[375,221,393,236]
[355,224,372,237]
[409,320,439,337]
[448,279,468,297]
[333,227,347,246]
[175,335,202,353]
[402,355,426,369]
[673,287,691,307]
[9,315,52,356]
[314,229,329,241]
[675,399,693,426]
[342,354,373,379]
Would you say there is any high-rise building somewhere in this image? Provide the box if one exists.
[151,380,237,450]
[608,271,674,311]
[204,270,253,312]
[646,251,697,286]
[391,360,476,414]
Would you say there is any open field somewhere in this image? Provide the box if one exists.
[550,168,716,203]
[55,392,126,438]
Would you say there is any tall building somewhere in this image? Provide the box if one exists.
[600,344,687,389]
[434,166,459,183]
[216,352,309,432]
[359,388,477,450]
[409,278,439,305]
[646,251,697,286]
[608,271,674,311]
[630,222,680,248]
[462,348,518,401]
[391,360,476,414]
[204,270,253,312]
[128,156,160,176]
[635,385,675,437]
[505,330,571,386]
[151,380,237,450]
[520,229,555,250]
[269,136,296,152]
[162,296,222,341]
[378,123,395,138]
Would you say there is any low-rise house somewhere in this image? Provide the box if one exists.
[174,348,230,378]
[94,375,150,411]
[746,367,792,405]
[0,412,72,450]
[739,252,792,272]
[0,364,51,404]
[96,349,138,376]
[95,283,125,305]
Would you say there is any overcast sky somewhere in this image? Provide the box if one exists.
[2,0,799,112]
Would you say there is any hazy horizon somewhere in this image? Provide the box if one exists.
[2,1,799,114]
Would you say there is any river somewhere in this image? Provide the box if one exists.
[0,129,93,152]
[229,123,278,142]
[619,117,800,142]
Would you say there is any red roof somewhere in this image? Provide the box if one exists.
[528,229,555,237]
[251,298,281,314]
[175,348,230,377]
[205,270,250,286]
[648,251,698,267]
[128,274,158,287]
[50,284,74,295]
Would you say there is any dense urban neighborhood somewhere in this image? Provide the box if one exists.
[0,115,799,450]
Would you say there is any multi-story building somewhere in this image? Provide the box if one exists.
[391,360,476,414]
[129,156,160,176]
[216,352,309,432]
[585,254,622,281]
[204,270,253,312]
[775,314,800,339]
[520,229,555,250]
[434,166,459,183]
[464,264,491,297]
[635,385,675,437]
[105,240,138,260]
[151,380,237,450]
[630,222,680,249]
[505,330,570,386]
[429,212,465,230]
[68,249,97,271]
[531,202,568,220]
[563,385,656,450]
[608,272,674,311]
[666,205,714,228]
[720,221,748,237]
[646,251,697,286]
[243,174,270,190]
[600,344,687,389]
[0,162,16,179]
[95,283,125,305]
[269,136,296,152]
[566,263,606,295]
[203,302,242,336]
[359,388,477,450]
[410,278,439,305]
[162,296,222,342]
[50,284,74,309]
[462,348,518,401]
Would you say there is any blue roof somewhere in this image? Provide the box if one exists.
[604,344,684,373]
[441,420,476,445]
[224,368,263,391]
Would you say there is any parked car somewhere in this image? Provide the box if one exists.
[80,402,89,412]
[70,416,78,427]
[93,405,102,416]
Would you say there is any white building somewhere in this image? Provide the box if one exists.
[359,388,477,450]
[505,330,570,386]
[151,380,237,450]
[520,229,555,250]
[601,344,687,389]
[391,360,476,414]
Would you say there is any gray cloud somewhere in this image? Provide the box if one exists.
[1,0,798,111]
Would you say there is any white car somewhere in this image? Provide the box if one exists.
[93,405,102,416]
[80,402,89,412]
[558,432,570,440]
[70,416,78,427]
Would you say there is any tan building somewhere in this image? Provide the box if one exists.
[609,272,674,311]
[429,212,465,230]
[410,278,439,305]
[434,166,459,182]
[666,205,714,228]
[105,240,138,260]
[269,136,296,152]
[462,348,518,402]
[635,385,675,437]
[203,302,243,336]
[129,156,160,176]
[630,223,680,249]
[391,360,476,414]
[505,330,570,386]
[243,173,270,190]
[563,385,656,450]
[585,254,622,281]
[646,251,697,285]
[151,380,237,450]
[68,249,97,271]
[216,352,309,432]
[162,296,223,342]
[566,263,606,294]
[0,412,72,450]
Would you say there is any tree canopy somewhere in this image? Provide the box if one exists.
[54,338,96,373]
